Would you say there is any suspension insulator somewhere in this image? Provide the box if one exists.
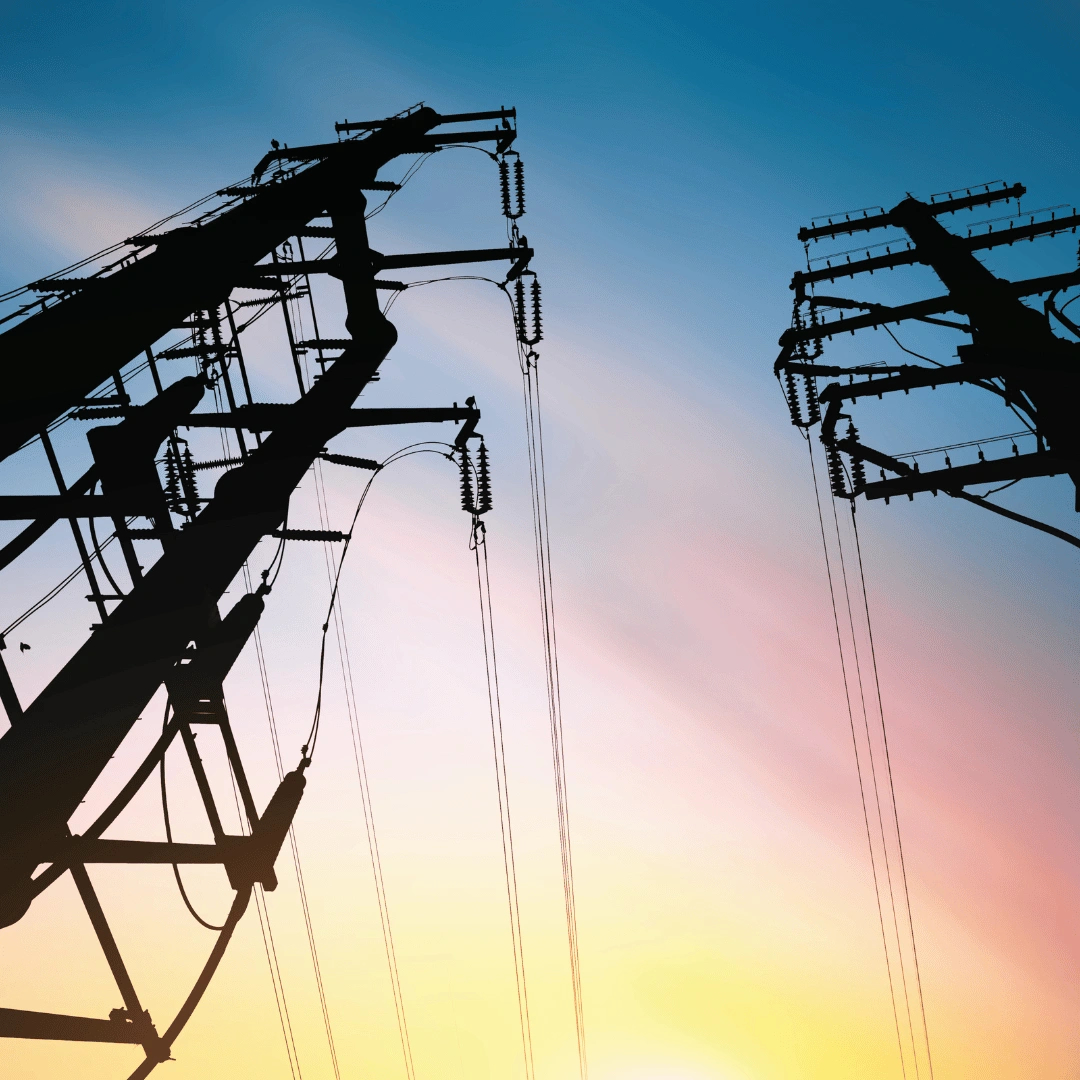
[784,369,804,426]
[851,455,866,491]
[514,278,527,342]
[476,440,492,515]
[803,373,820,425]
[163,445,183,514]
[514,275,543,347]
[807,306,824,360]
[513,158,526,217]
[825,441,848,498]
[845,425,866,491]
[529,277,542,343]
[459,447,476,513]
[499,159,512,218]
[180,445,200,513]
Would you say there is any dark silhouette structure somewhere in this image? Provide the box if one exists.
[776,182,1080,546]
[0,104,529,1077]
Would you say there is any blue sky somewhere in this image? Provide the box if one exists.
[1,4,1078,1079]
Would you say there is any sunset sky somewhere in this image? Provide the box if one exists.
[0,3,1078,1080]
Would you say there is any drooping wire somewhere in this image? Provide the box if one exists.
[300,443,472,1076]
[302,443,455,760]
[389,260,591,1080]
[86,505,126,596]
[159,699,227,931]
[470,512,536,1080]
[1,524,126,637]
[308,455,418,1080]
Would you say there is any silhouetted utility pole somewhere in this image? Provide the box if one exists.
[0,104,530,1076]
[777,182,1080,546]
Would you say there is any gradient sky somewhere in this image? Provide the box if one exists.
[0,4,1078,1080]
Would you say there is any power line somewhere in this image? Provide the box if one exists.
[805,435,910,1079]
[826,465,922,1080]
[518,340,588,1080]
[849,508,935,1080]
[805,433,935,1077]
[243,564,305,1080]
[300,444,473,1074]
[471,515,536,1080]
[242,557,341,1080]
[309,454,418,1080]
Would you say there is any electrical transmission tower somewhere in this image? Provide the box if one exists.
[0,103,532,1078]
[776,181,1080,546]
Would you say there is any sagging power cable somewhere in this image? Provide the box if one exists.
[307,451,420,1080]
[379,181,590,1076]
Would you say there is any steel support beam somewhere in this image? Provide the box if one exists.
[0,107,446,462]
[0,187,395,927]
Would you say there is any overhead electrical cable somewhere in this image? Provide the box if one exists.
[470,512,536,1080]
[308,442,417,1080]
[383,156,596,1078]
[226,282,342,1080]
[508,310,589,1080]
[803,428,936,1079]
[805,434,911,1079]
[241,564,305,1080]
[298,443,465,1080]
[227,752,303,1080]
[849,508,935,1080]
[159,700,227,932]
[825,464,923,1080]
[1,524,126,637]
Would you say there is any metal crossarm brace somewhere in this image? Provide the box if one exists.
[0,182,394,927]
[0,106,478,463]
[176,404,480,431]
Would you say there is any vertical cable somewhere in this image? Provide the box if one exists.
[243,562,341,1080]
[826,480,921,1079]
[849,507,935,1079]
[472,517,536,1080]
[805,436,910,1078]
[519,348,588,1080]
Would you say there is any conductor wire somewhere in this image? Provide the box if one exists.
[471,513,536,1080]
[849,506,935,1079]
[307,453,419,1080]
[241,562,340,1080]
[516,343,588,1080]
[805,434,910,1079]
[825,468,922,1080]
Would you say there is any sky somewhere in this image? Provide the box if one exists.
[0,3,1078,1080]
